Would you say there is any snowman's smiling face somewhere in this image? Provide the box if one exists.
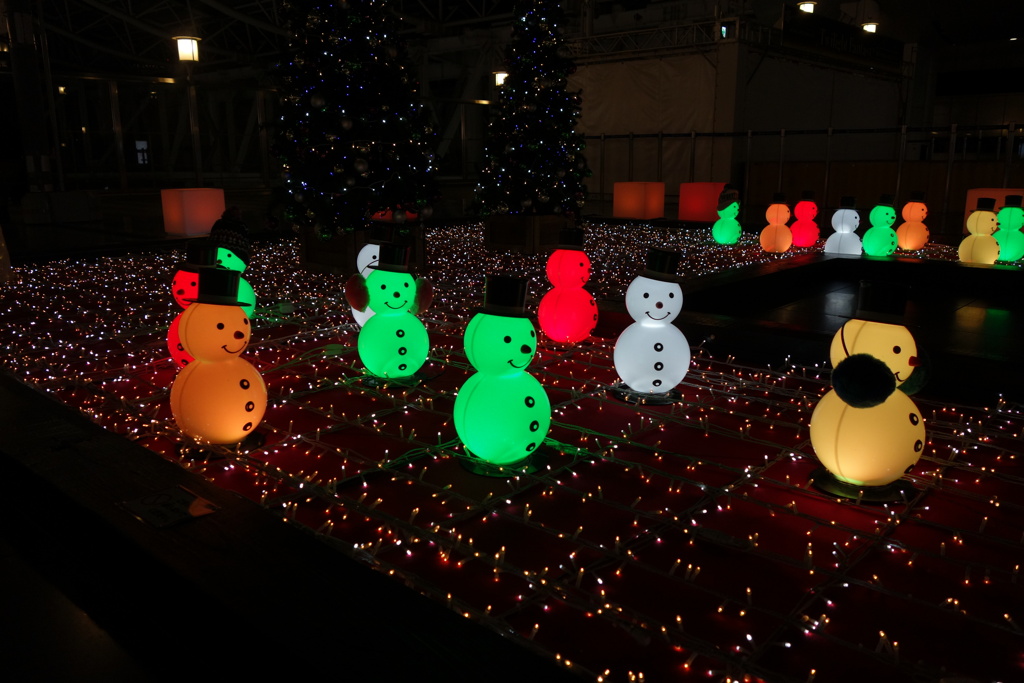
[831,209,860,233]
[464,313,537,374]
[625,276,682,325]
[547,249,591,288]
[367,270,416,313]
[171,268,199,308]
[869,205,897,228]
[179,303,251,362]
[216,247,246,273]
[356,243,380,275]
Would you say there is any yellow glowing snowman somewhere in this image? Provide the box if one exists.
[170,268,266,444]
[830,319,919,387]
[810,354,925,488]
[958,197,1000,264]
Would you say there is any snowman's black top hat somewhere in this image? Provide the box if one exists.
[975,197,997,212]
[640,247,683,283]
[908,191,926,202]
[368,242,411,273]
[187,267,247,307]
[854,279,908,325]
[877,194,895,207]
[479,274,529,317]
[1003,195,1023,209]
[176,240,219,272]
[209,208,251,266]
[555,227,585,250]
[800,190,816,201]
[839,196,857,209]
[771,192,787,203]
[717,185,740,211]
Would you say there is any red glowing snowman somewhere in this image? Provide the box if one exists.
[790,190,820,247]
[538,228,598,344]
[168,241,219,368]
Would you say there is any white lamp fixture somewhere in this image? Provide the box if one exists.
[494,71,508,87]
[174,36,200,62]
[861,21,878,33]
[798,2,816,13]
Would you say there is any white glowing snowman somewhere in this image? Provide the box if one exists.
[613,248,691,394]
[824,197,862,255]
[351,242,380,327]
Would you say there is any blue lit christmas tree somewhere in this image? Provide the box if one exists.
[474,0,590,218]
[275,0,438,238]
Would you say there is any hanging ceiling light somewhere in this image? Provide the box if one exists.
[174,36,200,62]
[798,2,816,13]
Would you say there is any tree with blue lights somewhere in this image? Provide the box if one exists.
[475,0,590,218]
[276,0,437,238]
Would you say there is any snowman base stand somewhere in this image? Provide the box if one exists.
[359,363,444,389]
[809,467,916,504]
[177,431,266,461]
[458,446,550,478]
[608,383,683,406]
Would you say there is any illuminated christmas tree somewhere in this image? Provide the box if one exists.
[275,0,438,238]
[474,0,590,217]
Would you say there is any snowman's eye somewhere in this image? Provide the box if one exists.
[669,292,675,298]
[530,330,535,337]
[243,318,249,326]
[217,323,225,330]
[380,284,387,290]
[643,292,649,298]
[503,336,512,343]
[404,282,410,288]
[893,346,901,354]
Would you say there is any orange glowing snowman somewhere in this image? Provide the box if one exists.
[170,268,266,444]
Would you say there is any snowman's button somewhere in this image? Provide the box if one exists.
[654,343,663,352]
[245,401,255,412]
[654,362,664,371]
[243,422,253,431]
[399,363,408,371]
[398,346,407,355]
[526,442,536,452]
[396,329,405,338]
[240,379,250,390]
[525,396,535,408]
[914,439,923,452]
[653,379,662,387]
[530,420,539,432]
[176,343,184,351]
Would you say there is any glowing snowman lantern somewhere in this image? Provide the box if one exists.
[345,243,432,379]
[994,195,1024,263]
[350,241,381,326]
[790,190,819,247]
[959,197,1000,264]
[829,281,921,390]
[454,275,551,469]
[810,354,925,497]
[896,192,930,251]
[538,228,598,344]
[759,192,793,253]
[711,186,742,245]
[168,241,219,368]
[862,195,899,256]
[824,196,862,255]
[612,248,691,399]
[170,268,267,444]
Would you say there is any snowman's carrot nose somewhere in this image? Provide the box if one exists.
[234,331,245,340]
[908,356,920,367]
[655,301,664,309]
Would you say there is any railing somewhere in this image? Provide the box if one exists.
[581,123,1024,237]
